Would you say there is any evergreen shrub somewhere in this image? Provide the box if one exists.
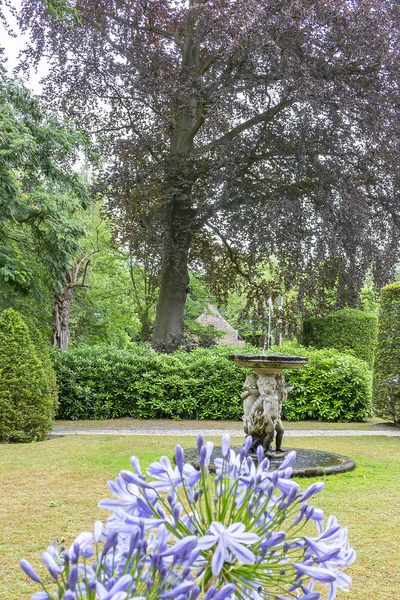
[53,342,372,422]
[302,308,378,367]
[0,309,55,442]
[23,317,58,409]
[277,343,373,421]
[53,344,246,420]
[373,282,400,423]
[242,332,265,347]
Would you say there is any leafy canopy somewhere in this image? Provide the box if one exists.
[17,0,400,340]
[0,70,90,295]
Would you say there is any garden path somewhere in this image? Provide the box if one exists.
[52,422,400,438]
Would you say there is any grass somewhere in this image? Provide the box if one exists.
[0,434,399,599]
[53,416,392,430]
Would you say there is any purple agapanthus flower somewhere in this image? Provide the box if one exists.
[198,522,260,575]
[21,434,355,600]
[146,455,201,490]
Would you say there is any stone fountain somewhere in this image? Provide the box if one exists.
[182,352,355,477]
[229,353,307,455]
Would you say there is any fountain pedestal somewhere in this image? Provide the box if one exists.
[229,354,307,454]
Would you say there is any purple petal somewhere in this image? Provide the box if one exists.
[231,531,259,545]
[226,522,245,534]
[40,551,60,580]
[197,534,218,550]
[279,450,297,469]
[221,434,230,457]
[120,470,153,489]
[159,582,194,598]
[211,537,227,575]
[31,594,49,600]
[161,535,198,556]
[310,508,325,521]
[209,521,226,535]
[276,478,300,497]
[227,538,256,564]
[94,520,103,543]
[243,436,252,454]
[256,445,264,463]
[300,482,325,502]
[103,575,133,600]
[129,456,142,475]
[108,594,128,600]
[68,564,79,590]
[20,559,41,583]
[260,531,286,549]
[294,563,336,583]
[175,445,184,473]
[327,582,337,600]
[98,499,128,510]
[204,586,217,600]
[214,584,236,600]
[197,433,204,453]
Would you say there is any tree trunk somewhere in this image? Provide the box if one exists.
[51,286,73,351]
[152,3,201,350]
[152,215,192,351]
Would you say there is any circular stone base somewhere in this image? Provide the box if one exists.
[183,447,355,477]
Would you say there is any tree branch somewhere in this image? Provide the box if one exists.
[206,223,269,295]
[194,98,294,155]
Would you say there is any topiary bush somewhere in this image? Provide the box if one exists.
[0,309,55,442]
[373,282,400,424]
[302,308,378,367]
[276,343,373,422]
[53,342,372,422]
[23,317,58,410]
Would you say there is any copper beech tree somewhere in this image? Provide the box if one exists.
[19,0,400,349]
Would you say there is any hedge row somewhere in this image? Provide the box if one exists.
[52,345,245,421]
[52,342,372,422]
[278,344,373,422]
[302,308,378,367]
[373,282,400,424]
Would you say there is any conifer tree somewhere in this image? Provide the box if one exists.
[0,309,54,442]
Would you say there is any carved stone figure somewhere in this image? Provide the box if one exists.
[230,353,306,456]
[241,374,259,434]
[244,373,294,454]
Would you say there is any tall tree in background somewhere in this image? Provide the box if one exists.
[0,70,90,343]
[19,0,400,348]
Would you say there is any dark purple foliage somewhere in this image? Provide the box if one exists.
[18,0,400,343]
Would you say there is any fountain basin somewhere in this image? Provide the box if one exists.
[183,446,355,477]
[229,353,308,375]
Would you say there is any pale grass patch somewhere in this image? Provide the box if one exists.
[0,434,399,599]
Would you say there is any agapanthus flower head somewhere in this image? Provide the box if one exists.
[22,435,355,600]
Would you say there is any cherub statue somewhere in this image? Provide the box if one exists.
[274,375,294,453]
[241,374,259,434]
[255,375,281,453]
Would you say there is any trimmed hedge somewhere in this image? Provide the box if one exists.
[242,332,265,347]
[278,344,373,422]
[52,344,246,421]
[0,309,55,442]
[302,308,378,367]
[53,342,372,422]
[373,282,400,423]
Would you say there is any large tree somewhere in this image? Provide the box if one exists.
[19,0,400,348]
[0,69,90,342]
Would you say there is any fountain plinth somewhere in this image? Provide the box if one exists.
[228,353,308,455]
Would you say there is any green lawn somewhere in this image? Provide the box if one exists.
[1,434,399,599]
